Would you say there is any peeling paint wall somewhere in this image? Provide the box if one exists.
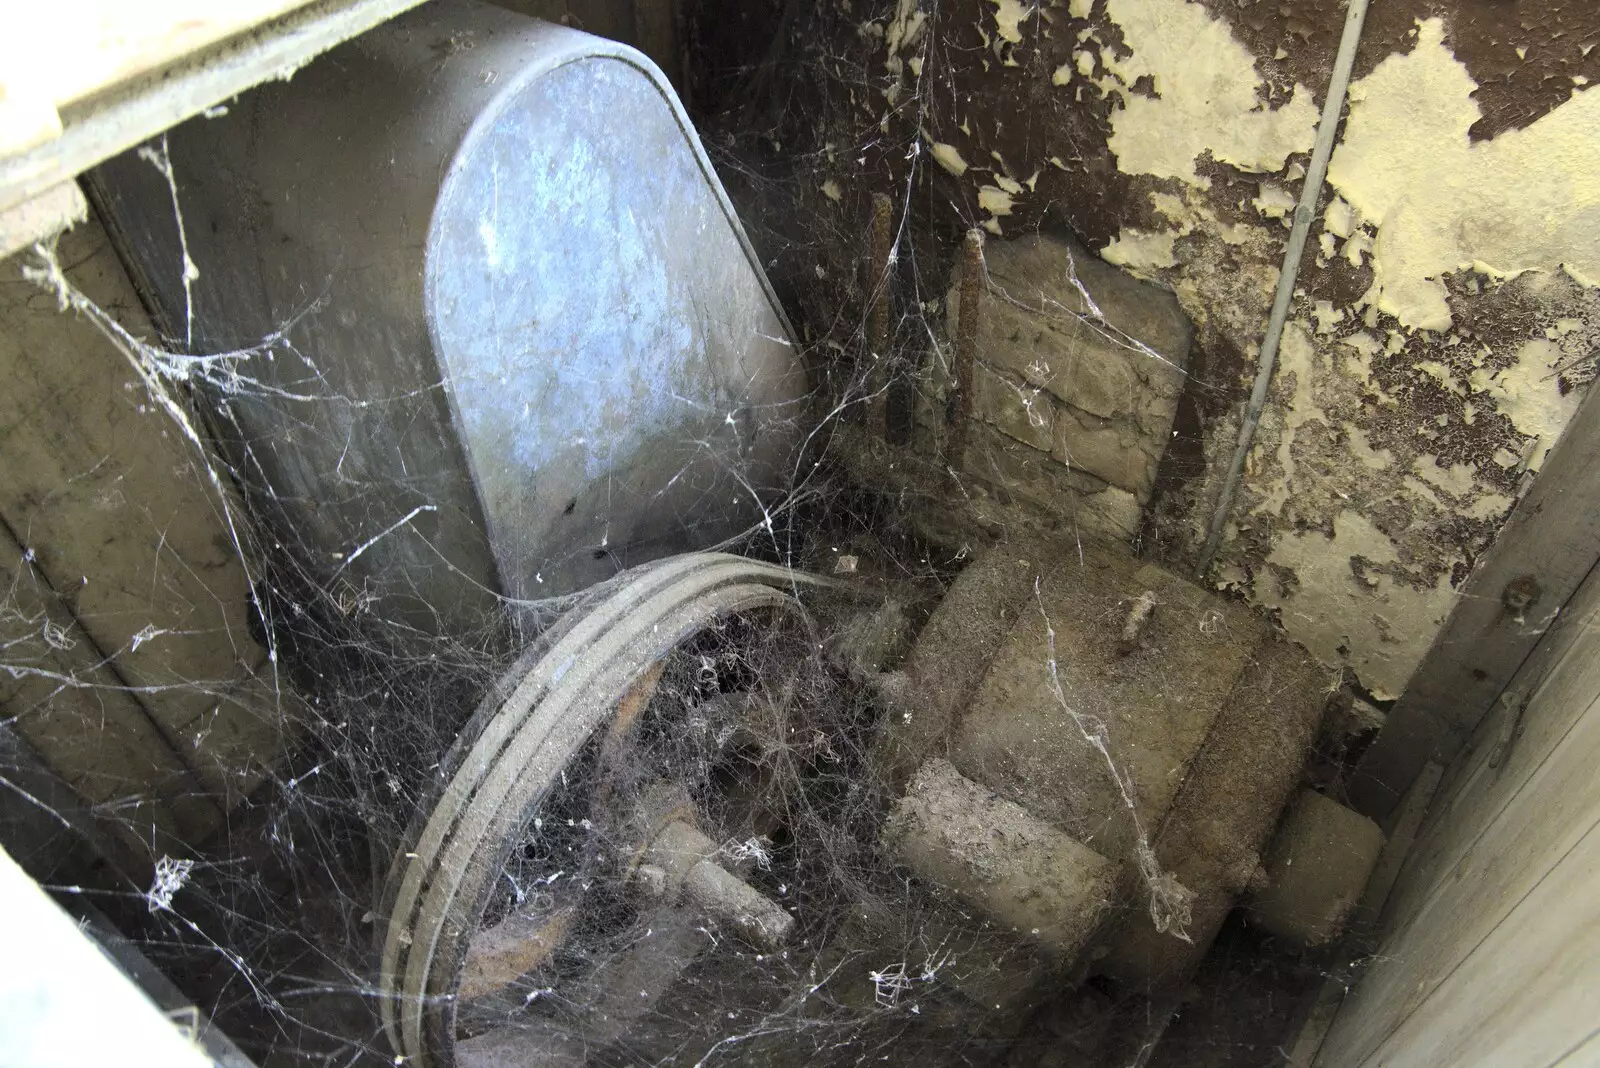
[691,0,1600,704]
[1327,19,1600,333]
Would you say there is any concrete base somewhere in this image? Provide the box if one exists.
[1249,789,1386,948]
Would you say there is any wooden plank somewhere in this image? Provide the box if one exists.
[0,724,159,887]
[0,0,429,218]
[0,182,87,260]
[0,845,216,1068]
[1336,820,1600,1068]
[0,80,61,162]
[1551,1030,1600,1067]
[6,1,321,127]
[1317,663,1600,1065]
[0,522,219,849]
[2,218,285,808]
[1350,760,1442,939]
[1287,982,1345,1068]
[1349,373,1600,820]
[1285,761,1441,1068]
[1380,565,1600,942]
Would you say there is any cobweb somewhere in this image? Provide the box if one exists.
[11,234,1062,1067]
[0,5,1341,1067]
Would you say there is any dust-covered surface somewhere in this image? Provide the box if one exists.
[1,0,1589,1064]
[935,231,1194,533]
[1248,788,1386,948]
[0,118,1164,1068]
[1,220,1340,1066]
[886,756,1115,958]
[3,207,1027,1065]
[687,0,1600,704]
[0,220,288,849]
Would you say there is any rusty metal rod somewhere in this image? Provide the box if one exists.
[1193,0,1371,576]
[867,192,894,436]
[947,227,985,471]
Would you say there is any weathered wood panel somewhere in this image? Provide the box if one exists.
[0,521,218,850]
[8,1,320,122]
[1317,561,1600,1067]
[1335,824,1600,1068]
[0,0,430,250]
[1381,562,1600,944]
[1,217,285,831]
[1348,374,1600,820]
[1554,1033,1600,1066]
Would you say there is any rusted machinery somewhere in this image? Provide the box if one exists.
[873,539,1384,1057]
[87,3,1383,1063]
[376,539,1383,1067]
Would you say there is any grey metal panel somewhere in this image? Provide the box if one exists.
[424,17,806,602]
[90,0,805,638]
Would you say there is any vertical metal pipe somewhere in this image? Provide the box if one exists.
[1194,0,1372,575]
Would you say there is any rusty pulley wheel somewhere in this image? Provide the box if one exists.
[378,553,841,1068]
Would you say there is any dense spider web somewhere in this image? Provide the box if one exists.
[0,4,1352,1067]
[6,232,1065,1067]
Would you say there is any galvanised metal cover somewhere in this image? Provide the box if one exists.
[91,0,807,637]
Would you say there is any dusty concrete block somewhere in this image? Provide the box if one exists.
[1052,405,1153,494]
[967,424,1142,539]
[877,541,1040,788]
[974,361,1055,453]
[887,758,1114,960]
[950,232,1191,408]
[1098,634,1332,985]
[1248,789,1385,947]
[985,311,1143,420]
[1079,485,1141,540]
[951,543,1265,864]
[943,232,1193,526]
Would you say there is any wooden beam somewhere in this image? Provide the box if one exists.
[0,182,86,259]
[1349,377,1600,820]
[0,520,220,850]
[1,222,286,809]
[1318,570,1600,1065]
[0,0,429,220]
[6,1,322,143]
